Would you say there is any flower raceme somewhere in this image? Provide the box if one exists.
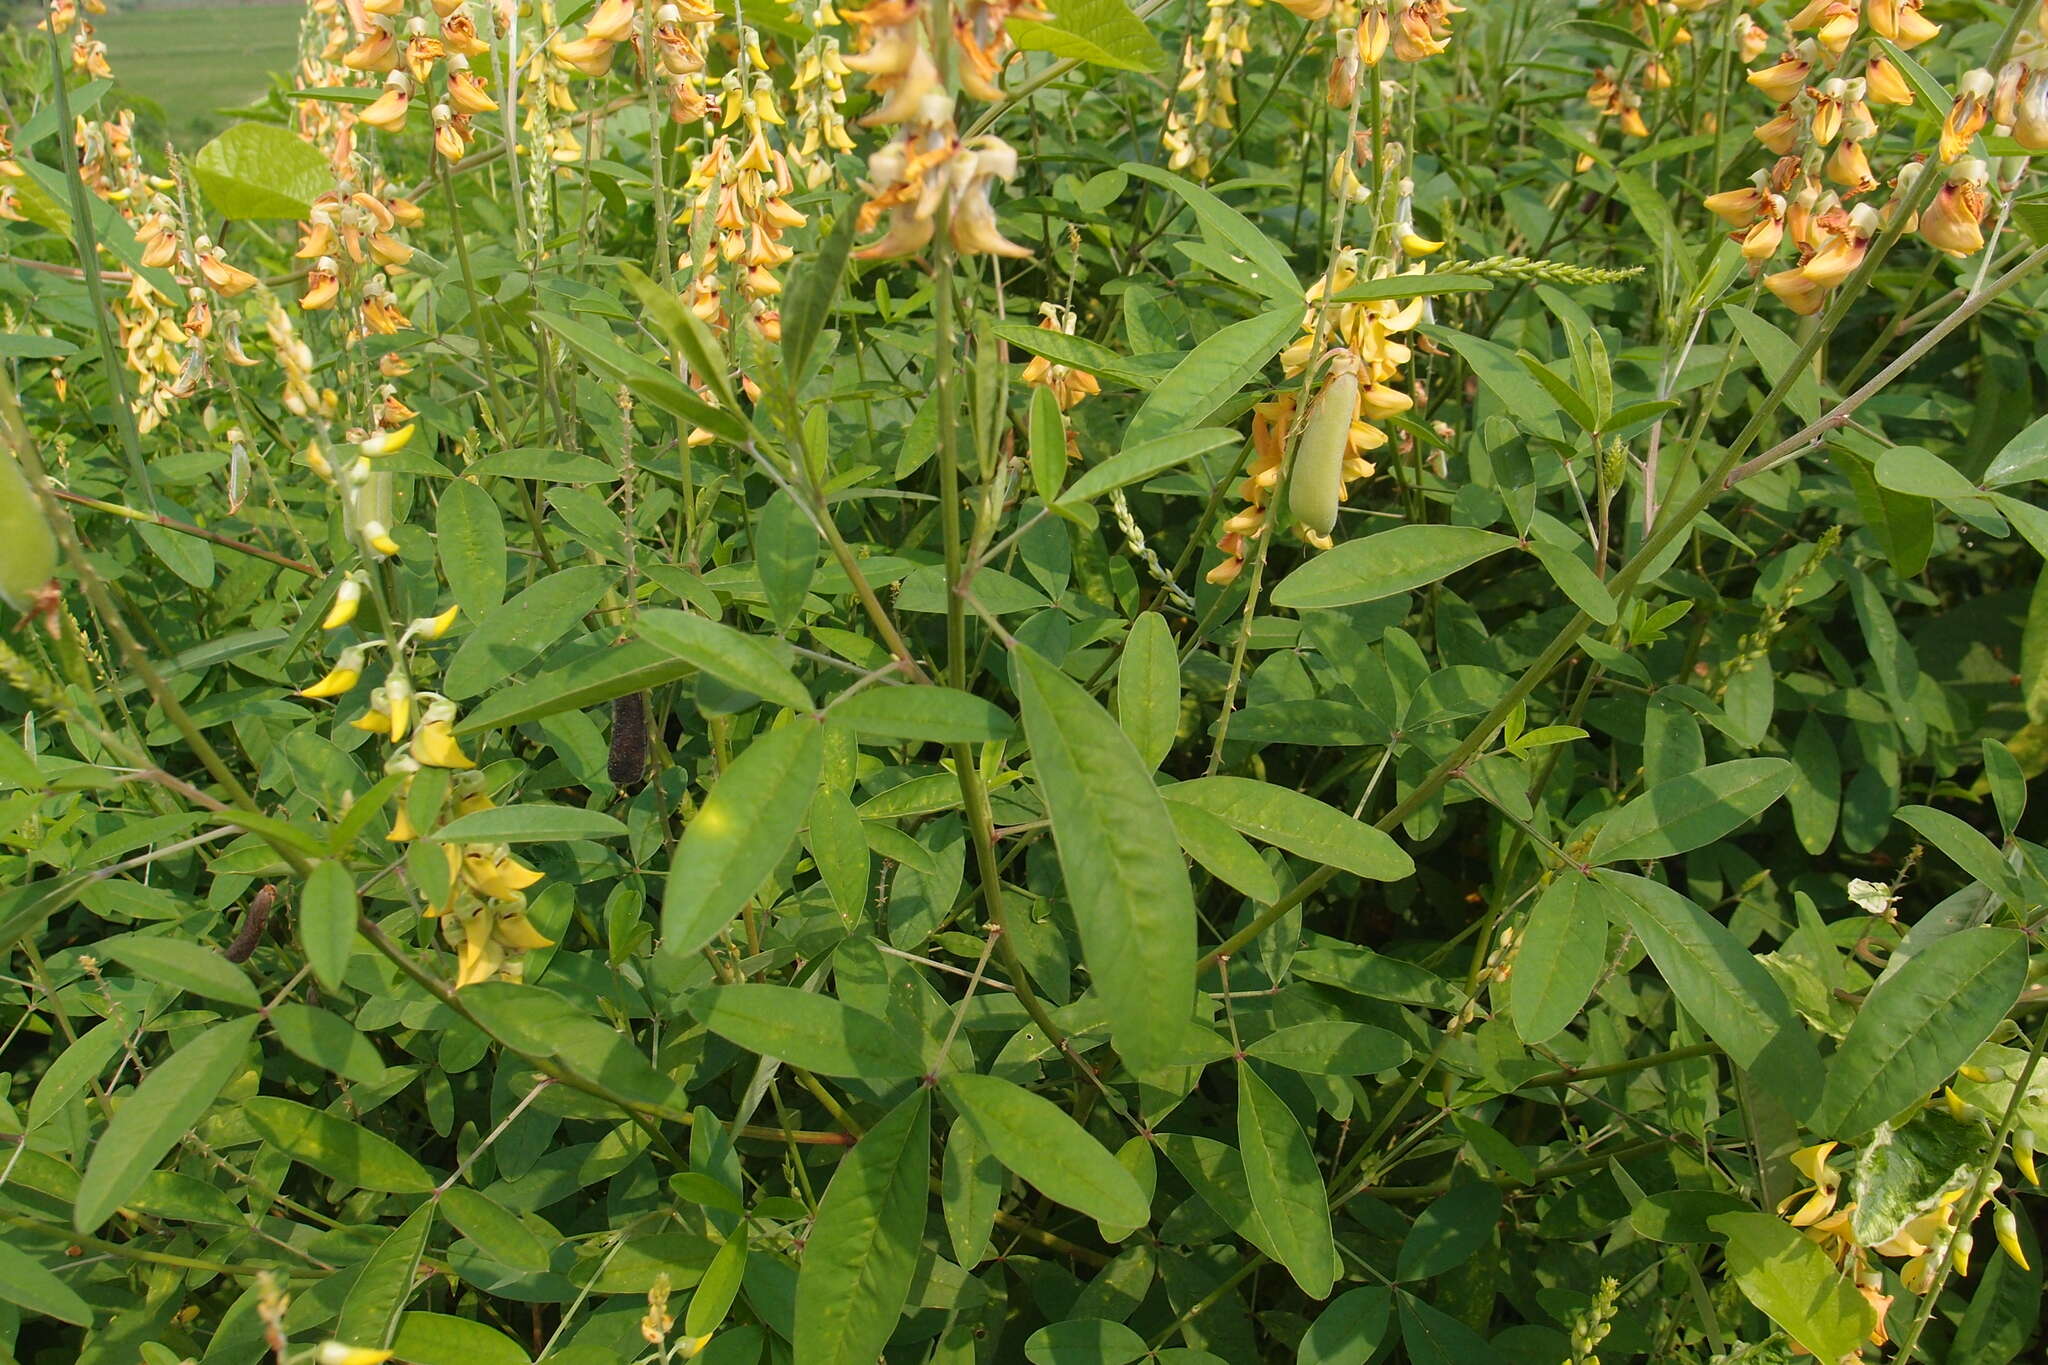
[1210,251,1423,584]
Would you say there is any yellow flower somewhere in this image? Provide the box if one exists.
[299,647,366,700]
[358,423,414,457]
[318,1345,394,1365]
[413,702,475,769]
[322,576,364,630]
[1778,1142,1843,1227]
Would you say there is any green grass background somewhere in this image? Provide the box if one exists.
[95,1,303,146]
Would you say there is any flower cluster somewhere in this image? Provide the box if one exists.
[677,56,809,342]
[1018,303,1101,412]
[840,0,1039,261]
[1702,0,2014,315]
[791,1,857,186]
[1210,249,1422,584]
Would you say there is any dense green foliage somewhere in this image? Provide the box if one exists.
[4,0,2048,1361]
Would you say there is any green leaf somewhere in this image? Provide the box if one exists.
[435,479,507,622]
[335,1203,436,1349]
[942,1119,1003,1267]
[75,1016,259,1231]
[430,804,629,843]
[1507,872,1610,1045]
[1030,384,1068,505]
[793,1089,930,1365]
[244,1096,436,1193]
[533,309,747,445]
[1710,1212,1876,1361]
[439,1186,552,1272]
[831,685,1016,744]
[1166,799,1282,903]
[1013,646,1197,1072]
[454,640,696,735]
[1601,872,1820,1104]
[267,1004,387,1085]
[685,1230,748,1338]
[691,984,926,1079]
[943,1072,1150,1226]
[662,721,828,956]
[1875,445,1987,505]
[1425,328,1564,435]
[191,122,330,219]
[443,565,616,699]
[1724,303,1821,423]
[1396,1182,1499,1281]
[1025,1319,1150,1364]
[636,607,815,712]
[463,448,618,482]
[1298,1287,1392,1365]
[996,320,1154,389]
[1526,542,1617,625]
[1894,804,2022,904]
[1630,1189,1751,1242]
[780,200,860,381]
[389,1312,532,1365]
[1985,411,2048,488]
[1120,163,1300,305]
[27,1018,126,1131]
[1816,927,2027,1139]
[1056,428,1238,508]
[101,933,259,1011]
[300,860,358,994]
[1012,0,1164,72]
[1117,611,1180,771]
[756,489,821,632]
[1123,309,1300,447]
[1238,1061,1335,1298]
[1163,776,1413,881]
[1585,758,1793,863]
[0,1239,94,1326]
[1271,526,1517,610]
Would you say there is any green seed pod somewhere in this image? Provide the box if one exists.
[0,449,58,613]
[1286,370,1358,539]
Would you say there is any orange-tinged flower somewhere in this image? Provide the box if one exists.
[1747,52,1811,103]
[1921,162,1989,256]
[196,242,258,296]
[1940,69,1993,164]
[1765,265,1826,314]
[1869,0,1939,48]
[360,77,413,133]
[1754,108,1801,155]
[343,21,398,72]
[1864,55,1915,106]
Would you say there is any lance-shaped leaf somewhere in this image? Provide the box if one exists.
[691,983,926,1079]
[943,1072,1150,1227]
[793,1089,931,1364]
[1013,646,1197,1071]
[1816,927,2027,1139]
[1272,526,1517,610]
[1237,1061,1335,1298]
[1585,758,1793,864]
[662,721,827,956]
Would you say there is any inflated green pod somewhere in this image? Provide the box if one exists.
[1285,370,1358,539]
[0,449,58,613]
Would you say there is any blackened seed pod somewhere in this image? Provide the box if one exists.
[224,884,278,963]
[609,692,649,786]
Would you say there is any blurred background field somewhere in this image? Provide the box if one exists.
[92,0,300,145]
